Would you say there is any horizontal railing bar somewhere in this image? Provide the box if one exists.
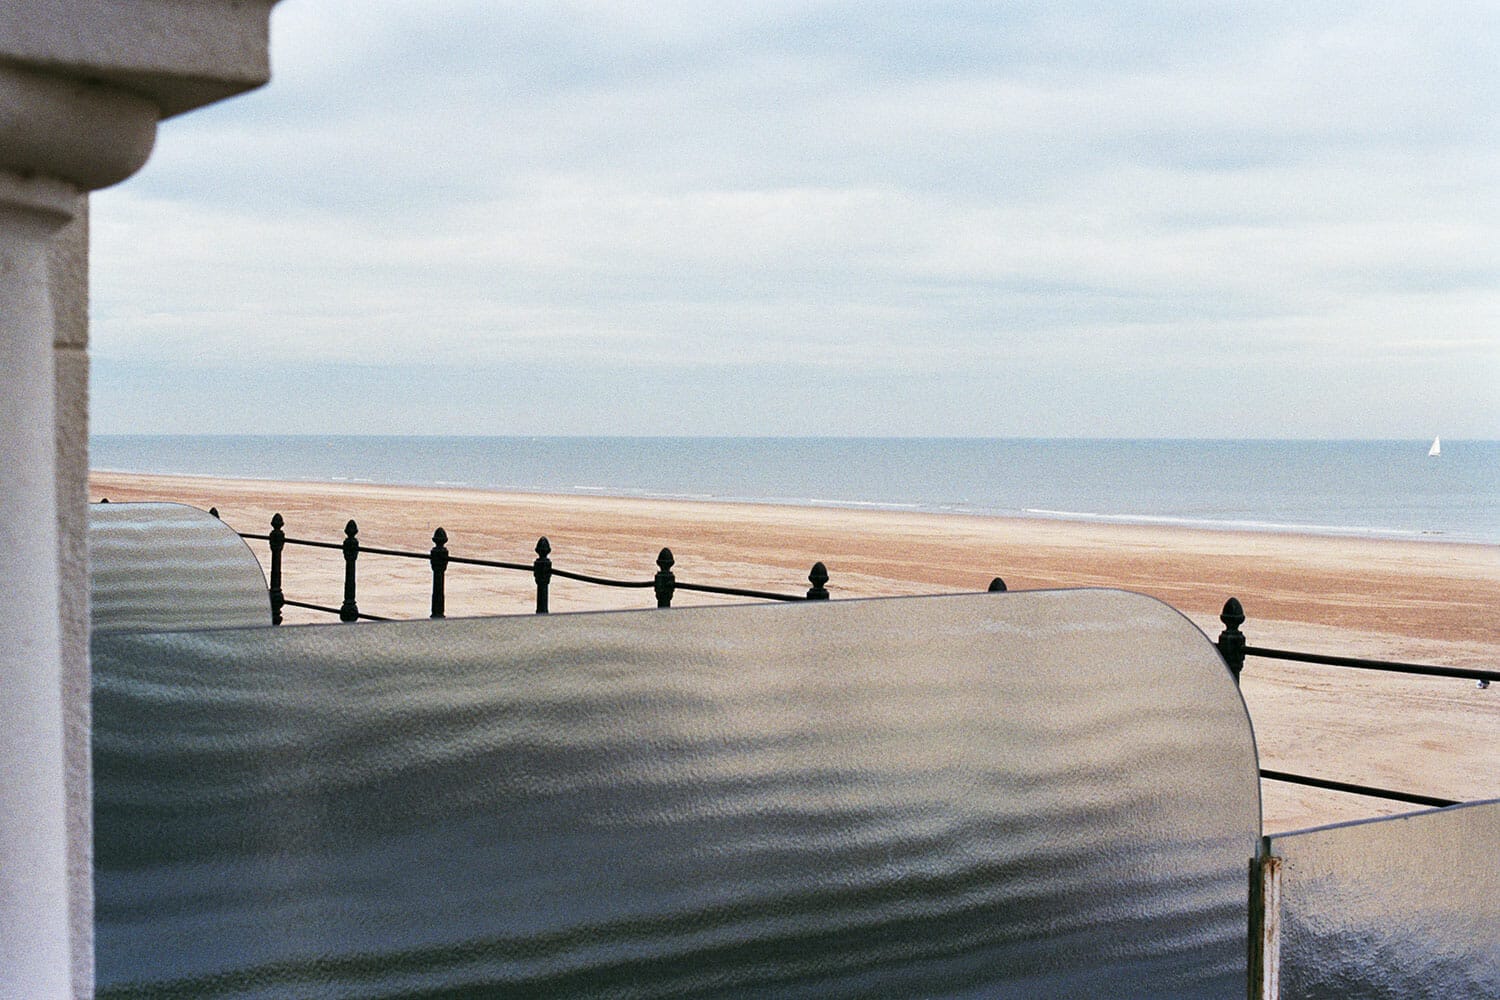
[1245,645,1499,684]
[280,599,390,623]
[548,567,655,588]
[245,531,408,557]
[446,555,533,572]
[1259,768,1460,808]
[281,599,338,613]
[272,535,346,552]
[358,543,434,559]
[249,532,538,572]
[674,581,806,601]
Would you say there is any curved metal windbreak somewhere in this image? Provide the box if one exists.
[89,502,272,633]
[93,589,1261,998]
[1268,799,1500,999]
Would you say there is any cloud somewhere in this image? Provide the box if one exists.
[90,1,1500,437]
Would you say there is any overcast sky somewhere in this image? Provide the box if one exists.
[90,1,1498,438]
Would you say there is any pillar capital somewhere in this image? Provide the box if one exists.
[0,0,277,119]
[0,0,278,197]
[0,67,155,206]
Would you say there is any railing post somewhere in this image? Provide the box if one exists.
[339,519,360,622]
[655,548,676,608]
[429,527,449,619]
[988,577,1007,592]
[533,537,552,614]
[806,561,830,600]
[268,513,285,625]
[1218,597,1247,684]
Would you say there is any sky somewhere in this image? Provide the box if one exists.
[90,1,1499,439]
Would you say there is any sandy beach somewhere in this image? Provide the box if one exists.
[90,470,1498,833]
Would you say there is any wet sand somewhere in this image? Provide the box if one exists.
[90,470,1499,833]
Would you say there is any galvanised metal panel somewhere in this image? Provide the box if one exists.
[1268,799,1500,999]
[93,589,1259,998]
[90,502,270,633]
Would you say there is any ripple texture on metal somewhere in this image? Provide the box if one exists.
[90,502,271,633]
[94,589,1260,998]
[1269,799,1500,999]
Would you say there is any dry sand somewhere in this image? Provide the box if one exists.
[91,470,1498,834]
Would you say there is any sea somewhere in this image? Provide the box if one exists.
[90,435,1500,545]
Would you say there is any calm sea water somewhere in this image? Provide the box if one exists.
[91,436,1500,544]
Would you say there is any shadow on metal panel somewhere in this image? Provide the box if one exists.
[1268,798,1500,999]
[93,589,1260,998]
[90,502,271,633]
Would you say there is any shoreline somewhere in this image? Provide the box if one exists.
[90,465,1500,546]
[88,469,1499,833]
[89,465,1495,548]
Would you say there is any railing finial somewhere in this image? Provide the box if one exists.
[1218,597,1247,684]
[655,548,676,608]
[806,561,830,600]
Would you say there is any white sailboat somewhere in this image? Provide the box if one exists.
[1428,436,1441,457]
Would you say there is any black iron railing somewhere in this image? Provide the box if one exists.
[228,510,830,625]
[1215,597,1497,810]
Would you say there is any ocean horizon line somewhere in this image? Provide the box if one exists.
[91,432,1495,444]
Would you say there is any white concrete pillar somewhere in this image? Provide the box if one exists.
[50,196,95,1000]
[1,5,279,994]
[1,58,157,996]
[0,172,78,999]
